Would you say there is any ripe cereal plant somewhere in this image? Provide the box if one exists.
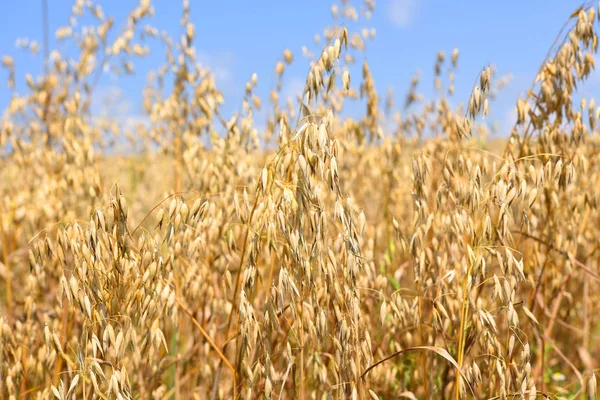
[0,0,600,399]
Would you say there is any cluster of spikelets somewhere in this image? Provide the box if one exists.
[1,0,600,399]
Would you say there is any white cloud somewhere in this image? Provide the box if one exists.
[196,51,235,89]
[91,85,151,128]
[501,107,517,134]
[92,85,132,117]
[282,76,306,104]
[121,114,151,130]
[387,0,419,29]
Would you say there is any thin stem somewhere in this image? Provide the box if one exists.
[176,297,237,400]
[455,263,471,400]
[0,211,12,321]
[215,192,260,399]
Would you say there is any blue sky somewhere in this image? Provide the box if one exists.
[0,0,597,138]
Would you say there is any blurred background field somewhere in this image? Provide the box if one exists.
[1,1,600,399]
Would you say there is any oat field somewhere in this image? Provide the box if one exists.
[1,1,600,399]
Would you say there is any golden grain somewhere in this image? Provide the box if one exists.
[1,1,600,399]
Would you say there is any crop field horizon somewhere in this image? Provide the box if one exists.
[1,1,600,399]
